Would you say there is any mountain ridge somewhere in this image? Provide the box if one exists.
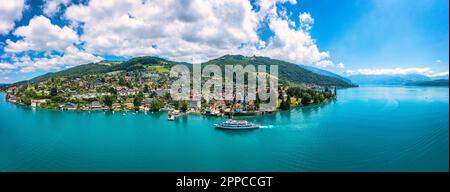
[347,74,432,85]
[405,79,449,86]
[5,55,356,88]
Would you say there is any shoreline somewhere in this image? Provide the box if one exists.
[2,94,335,118]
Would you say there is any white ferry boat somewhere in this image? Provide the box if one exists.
[214,119,260,130]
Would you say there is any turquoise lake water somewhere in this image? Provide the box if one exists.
[0,86,448,172]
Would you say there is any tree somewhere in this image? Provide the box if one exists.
[118,77,127,86]
[21,96,31,106]
[150,99,165,111]
[201,102,209,110]
[109,87,117,95]
[50,87,58,97]
[280,96,291,110]
[51,96,65,103]
[143,85,149,93]
[301,92,312,105]
[18,85,28,93]
[163,92,171,101]
[133,97,143,110]
[104,96,113,107]
[180,101,188,112]
[173,101,181,110]
[316,94,325,103]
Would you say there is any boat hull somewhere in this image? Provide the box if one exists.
[214,124,260,130]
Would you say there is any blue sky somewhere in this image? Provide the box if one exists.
[0,0,448,83]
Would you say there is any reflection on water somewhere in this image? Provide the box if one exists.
[215,128,259,136]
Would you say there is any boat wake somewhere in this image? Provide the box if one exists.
[259,125,274,129]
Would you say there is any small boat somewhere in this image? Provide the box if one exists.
[214,119,260,130]
[168,115,175,121]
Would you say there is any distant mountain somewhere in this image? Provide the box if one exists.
[300,65,355,85]
[0,83,9,90]
[9,55,356,88]
[347,74,431,85]
[405,79,449,86]
[430,74,449,80]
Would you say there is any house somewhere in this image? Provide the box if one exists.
[31,99,47,107]
[143,73,159,79]
[154,89,169,97]
[138,105,149,111]
[111,103,122,111]
[233,103,243,113]
[90,101,103,110]
[141,98,154,107]
[143,92,152,98]
[209,100,226,110]
[7,95,19,103]
[188,100,201,109]
[118,90,128,96]
[67,90,77,96]
[115,86,128,91]
[60,102,77,110]
[72,92,110,99]
[118,89,139,96]
[7,86,17,94]
[123,103,134,110]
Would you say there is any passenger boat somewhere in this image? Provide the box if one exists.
[214,119,260,130]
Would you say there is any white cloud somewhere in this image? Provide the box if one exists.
[345,67,449,77]
[0,63,17,69]
[1,13,100,74]
[428,71,449,78]
[5,15,78,52]
[13,46,102,73]
[61,0,331,66]
[64,0,259,59]
[2,44,102,73]
[0,0,25,35]
[315,60,334,68]
[299,12,314,31]
[252,1,331,65]
[43,0,71,16]
[435,59,441,63]
[0,69,14,75]
[337,62,345,69]
[2,0,335,75]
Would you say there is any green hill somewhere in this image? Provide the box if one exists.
[204,55,355,87]
[8,55,355,88]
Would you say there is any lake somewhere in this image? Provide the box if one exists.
[0,86,448,171]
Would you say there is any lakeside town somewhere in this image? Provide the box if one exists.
[4,68,337,118]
